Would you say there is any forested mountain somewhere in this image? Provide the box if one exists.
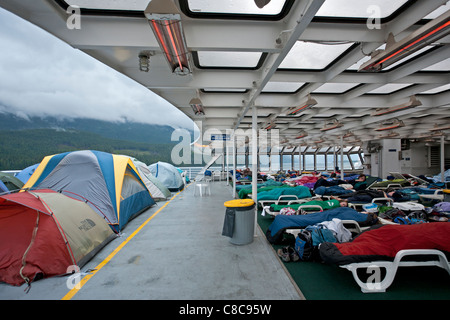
[0,112,191,170]
[0,128,175,170]
[0,112,185,144]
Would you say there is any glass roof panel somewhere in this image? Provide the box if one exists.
[424,1,450,19]
[313,83,360,93]
[348,44,436,71]
[423,57,450,71]
[279,41,353,70]
[367,83,412,94]
[65,0,149,10]
[203,88,247,92]
[197,51,262,68]
[186,0,287,15]
[420,84,450,94]
[262,81,305,93]
[315,0,409,18]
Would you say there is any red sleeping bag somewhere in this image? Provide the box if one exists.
[319,223,450,265]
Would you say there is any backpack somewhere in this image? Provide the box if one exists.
[306,225,337,246]
[294,229,313,261]
[294,225,337,261]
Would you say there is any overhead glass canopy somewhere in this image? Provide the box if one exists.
[313,83,360,93]
[424,1,450,19]
[423,57,450,71]
[279,41,353,70]
[186,0,287,15]
[315,0,409,18]
[420,84,450,94]
[197,51,262,68]
[65,0,149,11]
[367,83,413,94]
[262,81,305,93]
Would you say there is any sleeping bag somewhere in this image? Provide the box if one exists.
[319,223,450,265]
[266,207,378,244]
[257,185,312,201]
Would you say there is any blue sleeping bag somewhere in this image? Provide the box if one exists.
[266,207,378,244]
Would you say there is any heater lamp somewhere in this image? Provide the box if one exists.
[286,95,317,116]
[374,119,404,131]
[145,0,191,75]
[190,98,204,116]
[359,10,450,72]
[372,96,422,116]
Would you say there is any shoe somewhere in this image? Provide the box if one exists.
[428,216,448,222]
[277,247,291,262]
[288,247,299,262]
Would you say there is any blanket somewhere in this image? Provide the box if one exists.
[257,185,311,201]
[269,199,341,212]
[266,207,377,244]
[319,223,450,265]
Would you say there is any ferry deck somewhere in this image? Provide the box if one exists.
[0,0,450,303]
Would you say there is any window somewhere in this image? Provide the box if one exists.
[179,0,293,20]
[367,83,413,94]
[195,51,264,69]
[65,0,148,10]
[279,41,354,70]
[313,83,360,93]
[262,82,305,93]
[315,0,409,19]
[185,0,287,15]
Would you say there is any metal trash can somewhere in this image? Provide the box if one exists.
[222,199,255,245]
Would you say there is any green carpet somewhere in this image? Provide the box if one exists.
[257,211,450,300]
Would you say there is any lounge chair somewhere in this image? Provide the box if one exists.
[319,223,450,293]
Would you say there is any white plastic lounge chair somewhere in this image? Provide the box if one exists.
[341,249,450,293]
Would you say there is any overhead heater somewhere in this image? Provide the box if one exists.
[285,95,318,116]
[359,10,450,72]
[144,0,191,75]
[320,119,343,131]
[371,96,422,116]
[374,119,405,131]
[190,98,204,116]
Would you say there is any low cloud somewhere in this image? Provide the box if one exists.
[0,8,193,129]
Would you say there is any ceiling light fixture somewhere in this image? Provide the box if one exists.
[138,52,151,72]
[144,0,191,76]
[359,10,450,72]
[190,98,204,116]
[286,95,318,116]
[372,96,422,116]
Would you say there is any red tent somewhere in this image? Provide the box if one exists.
[0,190,115,286]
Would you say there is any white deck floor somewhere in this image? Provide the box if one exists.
[0,181,303,300]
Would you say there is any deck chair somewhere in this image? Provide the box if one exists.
[341,249,450,293]
[319,223,450,293]
[258,195,300,208]
[348,197,393,212]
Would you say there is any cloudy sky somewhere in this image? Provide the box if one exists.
[0,7,193,129]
